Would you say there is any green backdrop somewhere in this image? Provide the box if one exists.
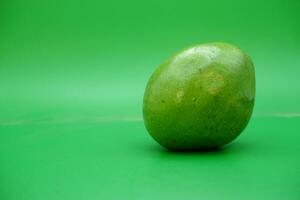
[0,0,299,199]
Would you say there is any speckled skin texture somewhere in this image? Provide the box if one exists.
[143,43,255,150]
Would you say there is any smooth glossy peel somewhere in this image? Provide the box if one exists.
[143,43,255,150]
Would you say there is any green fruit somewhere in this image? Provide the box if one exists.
[143,42,255,150]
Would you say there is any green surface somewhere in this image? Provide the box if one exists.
[143,43,255,149]
[0,0,300,199]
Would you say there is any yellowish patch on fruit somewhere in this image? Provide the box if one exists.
[202,70,225,95]
[175,90,184,103]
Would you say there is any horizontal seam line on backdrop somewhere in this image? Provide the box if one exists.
[0,112,300,126]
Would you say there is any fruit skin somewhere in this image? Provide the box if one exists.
[143,42,255,150]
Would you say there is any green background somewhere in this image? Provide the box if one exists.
[0,0,299,199]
